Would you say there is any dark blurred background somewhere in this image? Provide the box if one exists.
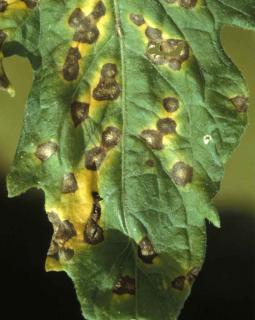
[0,27,254,320]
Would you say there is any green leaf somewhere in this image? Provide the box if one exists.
[1,0,254,319]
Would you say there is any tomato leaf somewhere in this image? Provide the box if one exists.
[1,1,254,319]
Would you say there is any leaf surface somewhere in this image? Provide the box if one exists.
[1,1,254,319]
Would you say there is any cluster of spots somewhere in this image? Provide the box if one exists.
[230,96,248,113]
[0,0,38,11]
[62,173,78,193]
[172,267,200,291]
[130,14,189,71]
[63,1,106,81]
[70,63,120,126]
[138,236,157,264]
[140,117,176,150]
[84,191,104,245]
[47,212,77,261]
[85,126,121,171]
[164,0,197,9]
[35,141,59,161]
[171,161,193,186]
[113,275,136,295]
[93,63,121,101]
[140,96,179,150]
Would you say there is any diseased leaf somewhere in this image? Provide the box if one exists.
[1,1,254,319]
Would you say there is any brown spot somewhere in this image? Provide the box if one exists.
[172,276,186,291]
[187,267,200,284]
[93,63,121,101]
[91,191,103,222]
[68,8,85,28]
[145,30,189,70]
[35,141,59,161]
[85,146,106,171]
[48,212,76,244]
[21,0,38,8]
[171,161,193,186]
[102,126,121,148]
[62,173,78,193]
[71,101,89,126]
[140,129,163,150]
[169,59,181,71]
[146,159,155,167]
[92,1,106,19]
[68,2,106,44]
[54,220,77,246]
[145,27,162,42]
[92,191,103,202]
[230,96,248,112]
[63,47,81,81]
[0,31,7,48]
[157,118,176,134]
[0,1,7,12]
[73,26,99,44]
[180,0,197,8]
[138,236,157,264]
[47,240,59,259]
[0,72,10,89]
[59,247,75,261]
[129,13,145,26]
[163,97,179,112]
[113,276,136,295]
[84,218,104,245]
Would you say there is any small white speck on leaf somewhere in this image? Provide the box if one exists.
[203,135,212,145]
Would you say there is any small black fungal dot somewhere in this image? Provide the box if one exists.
[62,173,78,193]
[84,218,104,245]
[35,141,59,161]
[102,126,121,148]
[0,0,8,12]
[71,101,89,127]
[129,13,145,26]
[140,129,163,150]
[230,96,248,112]
[157,118,176,134]
[163,97,179,112]
[113,276,136,295]
[171,161,193,186]
[85,147,106,171]
[172,276,186,290]
[138,236,157,264]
